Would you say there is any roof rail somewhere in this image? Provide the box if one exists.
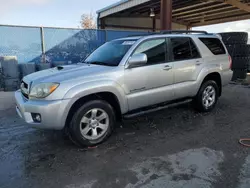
[127,30,209,37]
[161,30,208,34]
[127,32,159,37]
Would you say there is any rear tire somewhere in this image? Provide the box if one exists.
[68,100,115,147]
[193,80,219,112]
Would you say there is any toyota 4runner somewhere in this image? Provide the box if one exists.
[15,31,233,146]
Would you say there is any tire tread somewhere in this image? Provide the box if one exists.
[219,32,248,45]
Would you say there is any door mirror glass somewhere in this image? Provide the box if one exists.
[128,53,147,68]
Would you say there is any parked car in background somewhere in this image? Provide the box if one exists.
[15,31,233,147]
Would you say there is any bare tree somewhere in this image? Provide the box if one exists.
[80,13,96,29]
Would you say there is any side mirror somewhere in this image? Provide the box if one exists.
[127,53,147,68]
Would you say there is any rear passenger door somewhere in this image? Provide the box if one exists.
[170,37,202,99]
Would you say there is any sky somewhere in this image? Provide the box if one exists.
[0,0,118,28]
[0,0,249,36]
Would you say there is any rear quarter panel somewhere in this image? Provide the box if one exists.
[193,36,233,86]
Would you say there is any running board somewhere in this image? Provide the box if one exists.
[123,99,192,119]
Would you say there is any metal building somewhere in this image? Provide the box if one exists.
[97,0,250,31]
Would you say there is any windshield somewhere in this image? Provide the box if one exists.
[85,40,136,66]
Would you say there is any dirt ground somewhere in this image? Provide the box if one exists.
[1,84,250,188]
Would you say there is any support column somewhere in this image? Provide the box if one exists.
[40,27,46,64]
[152,17,156,32]
[100,18,105,29]
[186,25,192,30]
[160,0,172,31]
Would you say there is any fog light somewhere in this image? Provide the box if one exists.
[31,113,42,123]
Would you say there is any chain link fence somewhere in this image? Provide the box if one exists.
[0,25,147,91]
[0,25,146,64]
[0,25,42,64]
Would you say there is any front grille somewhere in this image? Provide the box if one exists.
[21,81,29,99]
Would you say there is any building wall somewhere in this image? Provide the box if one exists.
[103,17,187,31]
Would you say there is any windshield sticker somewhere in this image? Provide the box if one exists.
[122,41,135,45]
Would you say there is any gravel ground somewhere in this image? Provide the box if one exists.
[1,85,250,188]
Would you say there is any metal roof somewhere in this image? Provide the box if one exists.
[97,0,151,18]
[97,0,250,27]
[97,0,129,14]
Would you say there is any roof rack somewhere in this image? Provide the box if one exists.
[161,30,208,34]
[127,30,209,37]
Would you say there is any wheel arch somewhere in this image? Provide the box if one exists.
[64,91,123,129]
[200,72,222,96]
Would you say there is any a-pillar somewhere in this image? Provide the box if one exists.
[160,0,173,30]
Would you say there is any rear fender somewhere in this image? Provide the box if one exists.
[194,66,222,94]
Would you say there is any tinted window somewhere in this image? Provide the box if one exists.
[199,38,226,55]
[170,37,201,61]
[171,38,191,61]
[85,40,136,66]
[134,39,166,65]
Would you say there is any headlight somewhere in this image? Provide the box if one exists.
[29,83,59,98]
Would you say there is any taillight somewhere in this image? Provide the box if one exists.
[229,55,232,69]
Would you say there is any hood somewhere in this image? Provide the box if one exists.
[25,64,115,83]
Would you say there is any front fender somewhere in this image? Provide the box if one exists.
[63,80,128,114]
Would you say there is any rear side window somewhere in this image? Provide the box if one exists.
[170,37,200,61]
[199,38,226,55]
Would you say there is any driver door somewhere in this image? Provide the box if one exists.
[123,38,174,111]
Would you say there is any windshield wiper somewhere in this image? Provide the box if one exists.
[87,61,110,66]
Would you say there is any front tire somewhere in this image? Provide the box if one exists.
[68,100,115,147]
[193,80,219,112]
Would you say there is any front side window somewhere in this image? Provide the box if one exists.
[85,40,136,66]
[133,39,167,65]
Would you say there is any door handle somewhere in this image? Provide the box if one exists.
[163,65,172,71]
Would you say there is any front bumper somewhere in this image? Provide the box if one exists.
[15,90,71,130]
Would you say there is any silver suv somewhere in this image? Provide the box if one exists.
[15,31,233,146]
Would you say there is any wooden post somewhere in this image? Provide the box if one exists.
[160,0,173,30]
[152,17,156,32]
[186,25,192,30]
[100,18,105,29]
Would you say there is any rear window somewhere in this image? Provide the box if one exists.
[199,37,226,55]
